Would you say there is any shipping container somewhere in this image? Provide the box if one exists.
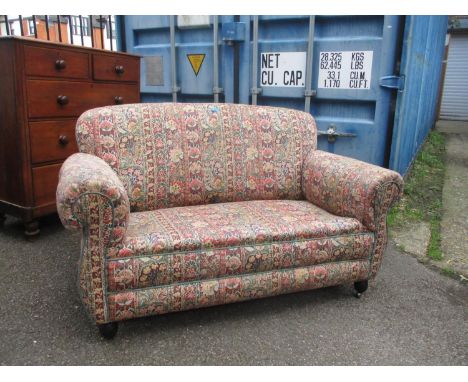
[117,15,448,175]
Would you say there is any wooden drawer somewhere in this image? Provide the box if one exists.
[93,53,139,82]
[29,120,78,164]
[32,163,62,206]
[24,45,89,79]
[27,80,140,118]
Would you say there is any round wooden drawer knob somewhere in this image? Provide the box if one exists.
[114,96,124,104]
[57,95,69,105]
[114,65,125,75]
[55,59,66,70]
[58,135,69,146]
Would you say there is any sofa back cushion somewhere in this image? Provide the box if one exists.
[76,103,317,211]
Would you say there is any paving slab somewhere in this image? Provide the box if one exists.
[391,221,431,261]
[0,214,466,365]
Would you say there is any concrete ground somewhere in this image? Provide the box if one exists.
[391,120,468,281]
[0,214,466,365]
[437,120,468,279]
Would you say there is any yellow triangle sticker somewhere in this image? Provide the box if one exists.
[187,54,206,76]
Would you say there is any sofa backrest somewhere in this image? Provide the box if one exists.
[76,103,317,212]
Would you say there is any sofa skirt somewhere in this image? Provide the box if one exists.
[106,259,369,322]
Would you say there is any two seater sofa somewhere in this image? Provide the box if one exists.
[57,103,403,338]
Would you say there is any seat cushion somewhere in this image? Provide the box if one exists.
[106,200,374,292]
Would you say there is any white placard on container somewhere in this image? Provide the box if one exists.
[318,51,373,90]
[260,52,307,87]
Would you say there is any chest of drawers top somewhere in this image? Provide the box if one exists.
[12,36,140,82]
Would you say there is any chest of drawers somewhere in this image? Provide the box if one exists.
[0,37,140,235]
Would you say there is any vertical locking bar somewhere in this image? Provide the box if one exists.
[251,16,260,105]
[304,16,316,113]
[170,15,179,102]
[213,15,220,103]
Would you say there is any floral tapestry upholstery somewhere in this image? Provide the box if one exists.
[106,200,374,292]
[107,260,370,321]
[302,150,403,277]
[56,152,129,244]
[76,103,316,212]
[56,103,403,326]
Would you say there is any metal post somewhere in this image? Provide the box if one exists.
[170,16,180,102]
[99,15,104,49]
[4,15,10,35]
[79,15,84,46]
[19,15,24,36]
[304,16,316,113]
[45,15,50,40]
[57,15,62,42]
[251,16,261,105]
[68,15,74,45]
[89,15,94,48]
[108,15,113,51]
[32,15,37,38]
[213,15,223,103]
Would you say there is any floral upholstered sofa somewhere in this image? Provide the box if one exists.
[57,103,403,338]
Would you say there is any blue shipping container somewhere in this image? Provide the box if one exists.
[118,15,448,174]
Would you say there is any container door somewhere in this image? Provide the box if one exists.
[239,15,404,165]
[389,16,448,175]
[120,15,236,103]
[120,15,404,166]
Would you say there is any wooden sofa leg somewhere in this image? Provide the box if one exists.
[353,280,368,298]
[98,322,119,339]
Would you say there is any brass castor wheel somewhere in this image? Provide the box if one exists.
[98,322,119,339]
[353,280,368,298]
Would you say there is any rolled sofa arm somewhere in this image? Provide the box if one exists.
[302,150,403,231]
[56,153,130,246]
[302,150,403,279]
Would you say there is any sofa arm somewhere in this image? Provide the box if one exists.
[302,150,403,232]
[56,153,130,246]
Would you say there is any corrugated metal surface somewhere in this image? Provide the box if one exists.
[440,34,468,121]
[118,16,448,174]
[119,15,404,166]
[238,16,404,166]
[389,16,448,175]
[117,15,236,103]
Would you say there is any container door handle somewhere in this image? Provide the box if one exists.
[317,124,357,143]
[379,75,405,91]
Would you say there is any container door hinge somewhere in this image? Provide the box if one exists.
[304,89,317,97]
[213,87,224,95]
[222,22,246,45]
[251,87,262,95]
[379,75,405,91]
